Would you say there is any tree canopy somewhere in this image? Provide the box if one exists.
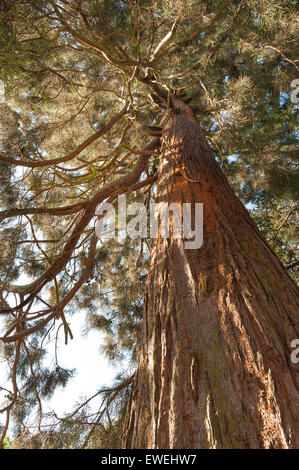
[0,0,298,448]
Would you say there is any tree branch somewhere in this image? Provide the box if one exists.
[169,0,232,50]
[0,202,86,223]
[0,104,128,168]
[49,0,145,69]
[2,138,160,309]
[150,14,182,63]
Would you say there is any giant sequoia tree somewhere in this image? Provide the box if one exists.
[0,0,298,449]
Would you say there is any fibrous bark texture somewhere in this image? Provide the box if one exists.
[124,105,299,449]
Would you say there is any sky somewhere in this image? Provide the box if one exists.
[44,315,121,417]
[0,160,123,436]
[0,310,122,435]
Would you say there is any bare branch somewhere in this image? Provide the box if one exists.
[0,202,86,223]
[264,45,299,72]
[150,14,182,63]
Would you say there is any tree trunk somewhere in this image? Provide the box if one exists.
[123,103,299,449]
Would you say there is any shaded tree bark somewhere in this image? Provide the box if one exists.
[123,102,299,449]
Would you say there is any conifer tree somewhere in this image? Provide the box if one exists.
[0,0,298,448]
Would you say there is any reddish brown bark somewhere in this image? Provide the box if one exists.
[123,103,299,449]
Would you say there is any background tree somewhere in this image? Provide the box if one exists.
[0,0,298,448]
